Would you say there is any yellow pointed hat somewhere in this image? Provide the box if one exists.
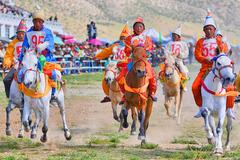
[119,24,130,38]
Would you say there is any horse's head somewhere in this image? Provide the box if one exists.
[132,47,148,78]
[22,48,39,88]
[212,53,236,88]
[105,61,118,85]
[164,54,176,79]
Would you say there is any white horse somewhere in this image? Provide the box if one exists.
[200,53,236,155]
[21,45,71,142]
[104,61,122,122]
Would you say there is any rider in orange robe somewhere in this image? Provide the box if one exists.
[116,17,157,104]
[193,10,235,119]
[93,24,130,103]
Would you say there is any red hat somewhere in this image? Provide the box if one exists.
[133,16,145,28]
[17,19,27,32]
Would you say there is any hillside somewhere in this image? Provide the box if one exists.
[15,0,240,44]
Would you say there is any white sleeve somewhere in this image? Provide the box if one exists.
[179,42,189,59]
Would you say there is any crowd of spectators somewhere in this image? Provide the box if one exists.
[0,1,30,17]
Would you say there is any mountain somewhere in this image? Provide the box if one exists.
[15,0,240,44]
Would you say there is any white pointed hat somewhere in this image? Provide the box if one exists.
[204,9,216,28]
[173,25,182,37]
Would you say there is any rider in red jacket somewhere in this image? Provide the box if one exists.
[116,17,157,104]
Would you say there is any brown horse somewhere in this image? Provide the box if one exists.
[160,54,183,124]
[119,47,153,144]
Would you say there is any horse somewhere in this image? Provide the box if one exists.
[21,45,71,142]
[104,61,122,122]
[200,53,236,155]
[159,54,183,124]
[119,47,153,144]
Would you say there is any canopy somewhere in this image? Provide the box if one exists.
[64,39,76,44]
[54,35,64,45]
[88,38,103,46]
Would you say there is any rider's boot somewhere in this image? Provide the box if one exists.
[100,96,111,103]
[194,107,204,118]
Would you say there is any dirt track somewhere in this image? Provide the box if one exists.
[1,64,240,159]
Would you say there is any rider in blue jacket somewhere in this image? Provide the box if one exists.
[18,10,57,101]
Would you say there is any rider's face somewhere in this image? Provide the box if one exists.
[33,19,44,31]
[17,31,25,41]
[133,23,145,35]
[172,33,181,41]
[203,25,216,38]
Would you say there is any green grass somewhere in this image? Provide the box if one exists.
[0,137,42,152]
[139,143,158,149]
[172,137,199,145]
[62,72,103,86]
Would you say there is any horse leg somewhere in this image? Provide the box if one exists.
[130,107,137,135]
[202,108,214,144]
[30,109,41,139]
[6,102,15,136]
[111,101,119,122]
[18,108,24,138]
[120,105,129,129]
[208,115,216,144]
[225,113,233,152]
[143,98,153,144]
[40,106,49,143]
[213,110,225,155]
[176,90,183,124]
[164,96,171,117]
[57,96,72,141]
[22,99,30,132]
[138,109,146,143]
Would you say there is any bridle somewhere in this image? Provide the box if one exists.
[23,66,40,90]
[211,54,235,83]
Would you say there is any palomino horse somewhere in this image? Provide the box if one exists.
[21,45,71,142]
[104,61,122,121]
[200,53,236,155]
[119,47,153,144]
[160,54,183,124]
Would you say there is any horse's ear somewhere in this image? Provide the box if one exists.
[23,47,27,54]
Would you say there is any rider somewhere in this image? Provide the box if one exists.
[165,25,189,91]
[116,16,157,104]
[18,10,57,101]
[3,19,27,98]
[93,24,130,103]
[192,9,235,119]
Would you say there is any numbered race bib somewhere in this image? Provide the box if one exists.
[202,38,217,59]
[14,41,23,59]
[112,45,126,61]
[170,42,182,56]
[26,31,46,48]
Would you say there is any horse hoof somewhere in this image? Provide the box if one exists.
[138,135,146,141]
[207,137,215,145]
[113,116,120,122]
[213,148,223,156]
[64,132,72,141]
[131,131,137,135]
[123,122,129,128]
[30,134,37,139]
[141,139,146,145]
[6,130,11,136]
[40,136,47,143]
[18,134,23,138]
